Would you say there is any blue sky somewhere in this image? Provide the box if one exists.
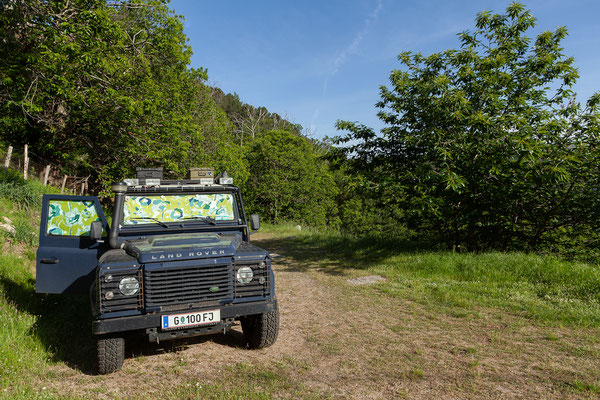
[169,0,600,139]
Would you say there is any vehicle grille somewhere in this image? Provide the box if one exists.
[99,269,143,314]
[234,261,270,298]
[144,263,233,308]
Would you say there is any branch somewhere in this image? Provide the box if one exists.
[106,2,164,9]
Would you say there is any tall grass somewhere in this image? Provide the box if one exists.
[0,168,60,210]
[0,172,86,398]
[0,254,48,391]
[262,225,600,326]
[374,252,600,325]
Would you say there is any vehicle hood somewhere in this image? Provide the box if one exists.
[123,233,242,263]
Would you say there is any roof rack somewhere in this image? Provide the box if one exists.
[124,181,237,193]
[124,168,233,188]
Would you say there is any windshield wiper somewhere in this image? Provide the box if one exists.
[127,217,169,228]
[182,216,217,225]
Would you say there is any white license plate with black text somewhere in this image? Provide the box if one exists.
[162,309,220,330]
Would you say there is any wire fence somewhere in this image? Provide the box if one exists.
[2,144,90,195]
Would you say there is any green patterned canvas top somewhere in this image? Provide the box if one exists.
[47,200,102,236]
[123,194,235,225]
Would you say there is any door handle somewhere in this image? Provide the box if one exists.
[40,257,59,264]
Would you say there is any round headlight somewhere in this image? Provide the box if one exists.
[236,267,253,284]
[119,277,140,296]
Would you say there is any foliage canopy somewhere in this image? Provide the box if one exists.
[335,3,600,251]
[244,129,337,227]
[0,0,244,191]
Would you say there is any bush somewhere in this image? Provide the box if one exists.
[0,168,26,185]
[11,217,38,246]
[0,168,53,210]
[0,183,42,209]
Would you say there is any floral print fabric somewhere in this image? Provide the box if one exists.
[123,194,235,225]
[47,200,101,236]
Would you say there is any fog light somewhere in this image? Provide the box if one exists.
[258,261,266,268]
[104,274,113,283]
[119,277,139,296]
[258,277,266,285]
[105,291,114,300]
[236,267,253,284]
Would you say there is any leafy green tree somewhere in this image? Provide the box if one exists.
[244,130,337,227]
[335,3,600,251]
[0,0,245,191]
[327,160,406,236]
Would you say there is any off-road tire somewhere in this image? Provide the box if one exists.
[241,303,280,349]
[97,335,125,374]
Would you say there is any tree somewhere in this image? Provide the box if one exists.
[210,87,303,146]
[335,3,600,251]
[231,106,268,146]
[0,0,246,192]
[244,130,337,227]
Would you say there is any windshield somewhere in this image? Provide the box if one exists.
[122,193,236,226]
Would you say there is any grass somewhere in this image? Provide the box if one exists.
[0,168,60,210]
[0,167,62,248]
[1,178,599,398]
[260,223,600,327]
[0,244,95,399]
[0,171,49,391]
[170,362,326,400]
[571,380,600,394]
[0,253,48,389]
[0,170,89,399]
[0,178,324,400]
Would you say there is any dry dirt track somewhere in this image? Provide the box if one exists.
[45,233,600,399]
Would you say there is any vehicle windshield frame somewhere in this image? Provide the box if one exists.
[120,190,241,228]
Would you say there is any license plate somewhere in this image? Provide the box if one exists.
[161,309,220,330]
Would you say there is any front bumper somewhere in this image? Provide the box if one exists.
[92,299,277,335]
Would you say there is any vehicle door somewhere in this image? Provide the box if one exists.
[36,194,109,294]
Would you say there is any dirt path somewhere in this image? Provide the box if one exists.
[44,233,600,399]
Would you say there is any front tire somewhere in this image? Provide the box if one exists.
[97,335,125,374]
[241,303,280,349]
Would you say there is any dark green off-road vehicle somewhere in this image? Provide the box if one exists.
[36,169,279,374]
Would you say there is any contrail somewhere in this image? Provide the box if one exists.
[313,0,383,129]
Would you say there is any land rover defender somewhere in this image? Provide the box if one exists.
[36,168,279,374]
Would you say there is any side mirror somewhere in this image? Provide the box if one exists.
[250,214,260,231]
[90,221,103,241]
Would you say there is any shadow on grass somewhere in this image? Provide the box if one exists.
[254,233,436,276]
[125,327,247,359]
[0,275,97,373]
[1,274,251,374]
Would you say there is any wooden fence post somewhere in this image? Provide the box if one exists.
[43,165,51,186]
[23,144,29,179]
[3,145,12,168]
[61,175,68,193]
